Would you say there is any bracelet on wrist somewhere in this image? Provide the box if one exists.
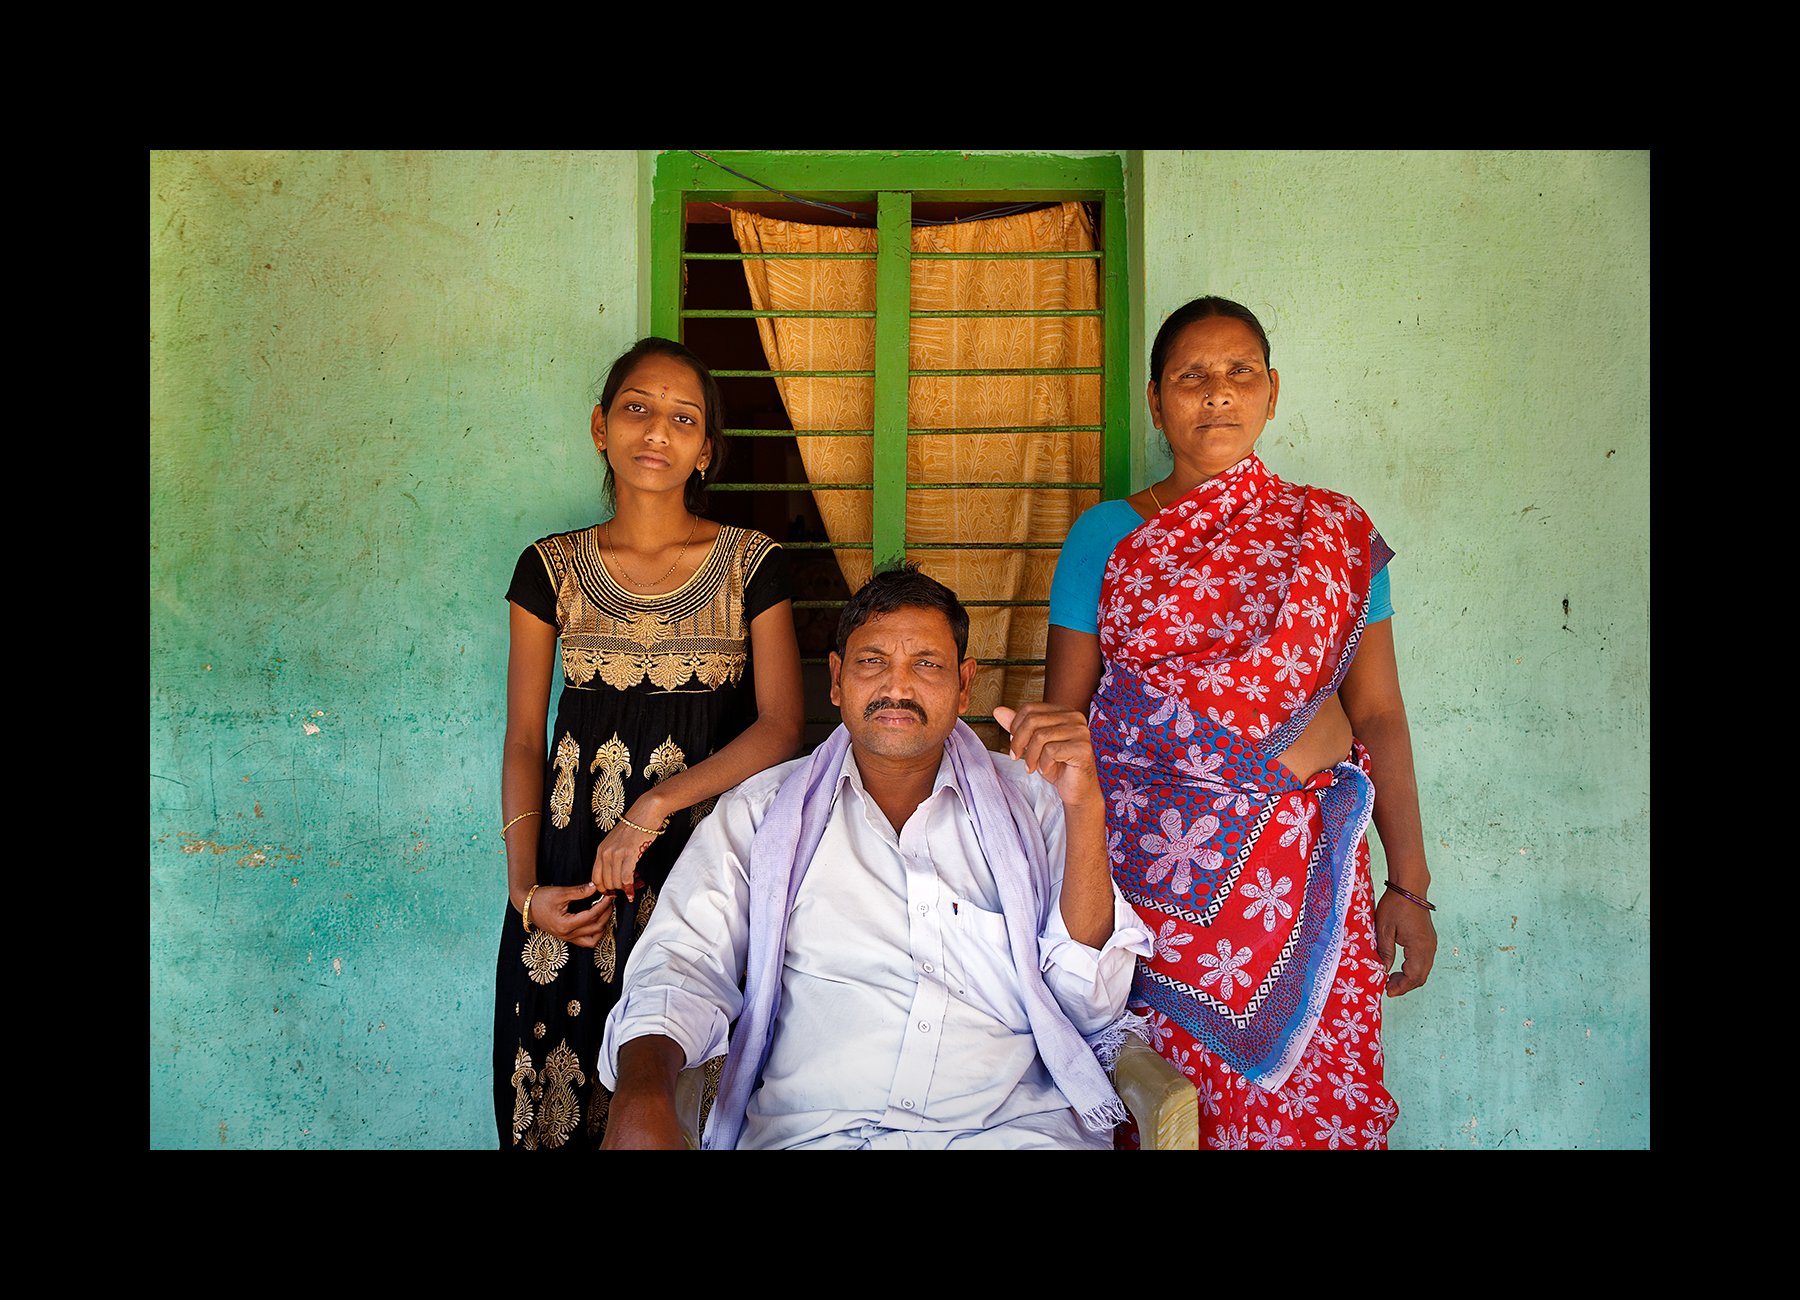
[1384,880,1436,912]
[619,814,671,838]
[501,809,541,837]
[522,883,543,934]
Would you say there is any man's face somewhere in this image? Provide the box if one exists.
[829,605,976,763]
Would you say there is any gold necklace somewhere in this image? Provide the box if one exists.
[607,514,698,591]
[1148,482,1163,512]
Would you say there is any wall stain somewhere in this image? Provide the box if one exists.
[174,833,300,869]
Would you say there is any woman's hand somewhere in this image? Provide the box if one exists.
[528,883,614,949]
[1375,888,1437,996]
[591,798,666,900]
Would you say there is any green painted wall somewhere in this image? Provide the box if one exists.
[150,149,1648,1149]
[150,150,642,1147]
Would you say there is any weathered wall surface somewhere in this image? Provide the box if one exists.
[150,150,641,1147]
[1141,150,1649,1148]
[150,149,1648,1148]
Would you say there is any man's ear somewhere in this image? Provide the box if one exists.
[957,656,977,712]
[828,652,843,709]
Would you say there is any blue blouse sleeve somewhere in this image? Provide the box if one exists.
[1367,565,1393,625]
[1049,500,1144,635]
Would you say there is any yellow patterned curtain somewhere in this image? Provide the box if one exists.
[731,202,1101,748]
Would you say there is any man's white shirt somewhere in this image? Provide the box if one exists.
[600,743,1153,1149]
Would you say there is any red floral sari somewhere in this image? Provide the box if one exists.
[1092,454,1398,1147]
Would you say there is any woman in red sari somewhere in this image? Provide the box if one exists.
[1045,297,1436,1149]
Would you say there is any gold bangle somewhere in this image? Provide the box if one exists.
[501,809,541,837]
[618,814,670,838]
[522,883,543,935]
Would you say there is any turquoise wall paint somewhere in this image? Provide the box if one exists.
[150,149,1648,1149]
[150,151,641,1147]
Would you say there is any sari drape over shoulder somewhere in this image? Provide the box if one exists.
[1092,453,1392,1091]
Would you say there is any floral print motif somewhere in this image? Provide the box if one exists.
[1119,862,1394,1150]
[1138,808,1223,896]
[1239,866,1294,932]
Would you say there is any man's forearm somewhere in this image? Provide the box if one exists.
[1057,798,1114,948]
[600,1034,691,1150]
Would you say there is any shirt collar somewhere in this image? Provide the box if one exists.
[835,742,966,812]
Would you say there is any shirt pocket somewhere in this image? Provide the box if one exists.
[943,897,1030,1032]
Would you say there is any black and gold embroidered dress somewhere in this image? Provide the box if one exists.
[493,523,785,1149]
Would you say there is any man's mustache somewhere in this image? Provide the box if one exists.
[864,697,927,722]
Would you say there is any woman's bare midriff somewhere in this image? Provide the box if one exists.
[1273,693,1353,784]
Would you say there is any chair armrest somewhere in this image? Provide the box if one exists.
[1110,1036,1198,1151]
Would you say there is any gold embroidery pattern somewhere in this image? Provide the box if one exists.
[594,906,617,983]
[635,882,658,935]
[690,795,718,827]
[564,647,746,692]
[567,1000,581,1017]
[699,1054,726,1143]
[523,931,570,985]
[533,1022,547,1040]
[534,1041,586,1149]
[544,525,776,691]
[590,734,631,831]
[622,610,668,649]
[550,733,580,829]
[510,1046,538,1148]
[644,737,687,786]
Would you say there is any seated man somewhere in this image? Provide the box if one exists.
[599,566,1155,1149]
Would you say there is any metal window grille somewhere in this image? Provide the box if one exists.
[650,152,1131,727]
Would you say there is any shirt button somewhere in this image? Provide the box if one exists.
[918,1021,930,1033]
[902,1099,915,1110]
[922,963,934,974]
[917,903,929,913]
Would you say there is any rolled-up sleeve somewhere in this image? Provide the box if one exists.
[1039,883,1154,1036]
[1017,766,1155,1037]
